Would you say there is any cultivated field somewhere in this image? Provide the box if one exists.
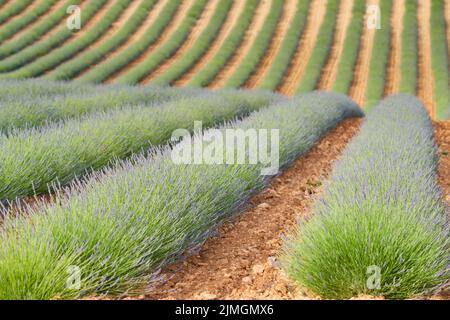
[0,0,448,301]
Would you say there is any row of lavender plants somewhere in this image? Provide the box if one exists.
[0,83,280,201]
[282,94,449,299]
[0,91,363,299]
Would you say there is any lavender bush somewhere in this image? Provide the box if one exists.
[0,91,363,299]
[282,94,449,299]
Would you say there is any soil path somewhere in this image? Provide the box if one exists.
[207,0,272,89]
[435,121,450,209]
[140,0,220,84]
[244,0,297,89]
[174,0,246,86]
[277,0,328,96]
[2,0,67,45]
[348,0,379,107]
[141,118,362,300]
[75,0,169,79]
[105,0,194,84]
[317,0,354,90]
[417,0,436,118]
[45,0,143,76]
[384,0,404,96]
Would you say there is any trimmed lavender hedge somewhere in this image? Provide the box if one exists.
[0,91,363,299]
[282,94,449,299]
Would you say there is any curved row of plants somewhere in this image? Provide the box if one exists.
[44,0,158,81]
[399,0,417,95]
[0,0,57,43]
[430,0,450,119]
[0,1,106,73]
[149,0,233,86]
[295,0,339,93]
[222,0,284,88]
[78,0,181,84]
[365,0,392,108]
[0,91,363,299]
[115,0,208,85]
[0,83,208,133]
[283,94,448,299]
[257,0,310,90]
[1,0,131,79]
[0,0,81,60]
[0,0,33,25]
[0,87,279,201]
[187,0,259,87]
[332,0,365,94]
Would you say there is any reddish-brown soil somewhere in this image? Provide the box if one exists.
[318,0,354,90]
[384,0,404,96]
[417,0,436,118]
[173,0,246,86]
[435,121,450,208]
[140,0,220,84]
[278,0,328,96]
[105,0,195,84]
[2,0,68,44]
[349,0,379,107]
[208,0,272,89]
[244,0,297,89]
[75,0,168,79]
[137,118,362,300]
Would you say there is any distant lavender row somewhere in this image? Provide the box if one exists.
[283,94,449,299]
[0,92,363,299]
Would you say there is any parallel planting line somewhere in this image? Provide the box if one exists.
[105,0,193,84]
[417,0,436,118]
[278,0,328,96]
[384,0,405,96]
[244,0,297,89]
[0,0,55,44]
[332,0,365,94]
[174,0,246,86]
[0,0,33,25]
[75,0,167,80]
[446,0,450,61]
[317,0,354,90]
[0,0,64,45]
[349,0,379,107]
[208,0,272,89]
[140,0,220,84]
[0,1,103,73]
[0,0,81,60]
[44,0,144,79]
[399,0,418,95]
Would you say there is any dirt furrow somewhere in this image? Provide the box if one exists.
[244,0,297,89]
[349,0,379,107]
[105,0,194,84]
[384,0,405,96]
[435,121,450,209]
[140,118,362,300]
[173,0,246,86]
[75,0,169,79]
[417,0,436,118]
[317,0,354,90]
[207,0,272,89]
[1,0,67,45]
[277,0,328,96]
[140,0,220,84]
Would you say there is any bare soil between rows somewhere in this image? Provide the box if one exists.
[132,118,364,300]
